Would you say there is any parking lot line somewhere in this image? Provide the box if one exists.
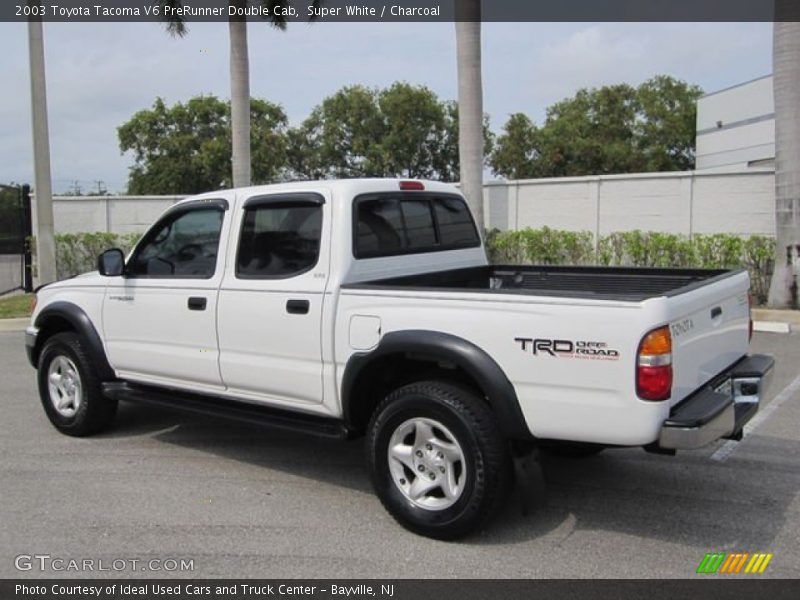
[753,321,792,334]
[711,372,800,462]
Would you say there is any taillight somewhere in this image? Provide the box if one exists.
[748,293,754,342]
[29,295,37,315]
[399,180,424,191]
[637,325,672,401]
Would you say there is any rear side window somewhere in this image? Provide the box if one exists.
[237,203,322,278]
[354,194,479,259]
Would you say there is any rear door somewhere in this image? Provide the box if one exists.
[102,198,229,390]
[216,190,331,407]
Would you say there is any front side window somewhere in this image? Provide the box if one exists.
[128,207,224,278]
[354,193,480,259]
[237,203,322,278]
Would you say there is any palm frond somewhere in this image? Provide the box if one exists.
[158,0,187,37]
[306,0,323,22]
[260,0,288,30]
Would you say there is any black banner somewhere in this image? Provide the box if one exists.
[3,0,800,23]
[3,580,800,600]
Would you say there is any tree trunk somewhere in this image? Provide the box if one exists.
[455,1,485,233]
[767,13,800,308]
[229,7,251,188]
[27,18,56,285]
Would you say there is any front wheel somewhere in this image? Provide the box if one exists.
[37,332,117,436]
[367,381,510,540]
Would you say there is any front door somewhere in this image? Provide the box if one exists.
[102,199,229,391]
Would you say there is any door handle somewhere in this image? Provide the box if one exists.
[286,299,310,314]
[711,306,723,319]
[188,297,207,311]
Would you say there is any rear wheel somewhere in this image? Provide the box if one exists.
[367,381,510,539]
[37,332,117,436]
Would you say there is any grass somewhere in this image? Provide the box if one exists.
[0,293,33,318]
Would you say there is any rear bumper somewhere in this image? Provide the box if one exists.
[658,354,774,450]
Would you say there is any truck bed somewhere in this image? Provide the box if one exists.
[344,265,742,302]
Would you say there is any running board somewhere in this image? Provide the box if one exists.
[101,382,350,440]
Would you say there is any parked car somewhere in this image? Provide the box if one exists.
[25,179,773,538]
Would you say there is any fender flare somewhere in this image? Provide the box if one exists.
[341,330,532,440]
[33,301,116,381]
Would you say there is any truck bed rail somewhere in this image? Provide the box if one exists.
[345,265,741,302]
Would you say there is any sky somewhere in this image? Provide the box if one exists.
[0,21,773,194]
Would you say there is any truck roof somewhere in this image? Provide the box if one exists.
[179,178,463,206]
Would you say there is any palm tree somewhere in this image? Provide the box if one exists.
[27,18,57,284]
[767,7,800,308]
[228,2,252,188]
[161,1,311,188]
[454,0,485,233]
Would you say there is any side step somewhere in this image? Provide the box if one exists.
[102,382,350,440]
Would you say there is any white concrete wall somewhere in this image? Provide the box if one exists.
[39,195,184,235]
[41,171,775,240]
[485,169,775,238]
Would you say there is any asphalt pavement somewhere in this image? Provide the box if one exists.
[1,330,798,578]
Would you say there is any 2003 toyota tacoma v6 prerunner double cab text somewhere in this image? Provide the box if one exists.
[25,179,774,538]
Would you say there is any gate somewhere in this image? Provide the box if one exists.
[0,184,33,295]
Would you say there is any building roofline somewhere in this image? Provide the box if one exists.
[489,167,774,186]
[700,74,773,99]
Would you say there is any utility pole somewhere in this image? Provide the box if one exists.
[28,18,56,285]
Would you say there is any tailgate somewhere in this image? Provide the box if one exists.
[664,270,751,405]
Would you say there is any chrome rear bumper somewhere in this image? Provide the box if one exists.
[658,354,774,450]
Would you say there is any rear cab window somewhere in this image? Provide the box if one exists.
[353,193,480,259]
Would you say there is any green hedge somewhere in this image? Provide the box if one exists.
[486,227,775,304]
[30,232,141,281]
[34,228,775,305]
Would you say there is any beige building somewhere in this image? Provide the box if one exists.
[695,75,775,172]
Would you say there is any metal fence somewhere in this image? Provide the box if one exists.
[0,184,33,295]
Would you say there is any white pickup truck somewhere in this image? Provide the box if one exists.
[26,178,773,538]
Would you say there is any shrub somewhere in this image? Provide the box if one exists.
[598,231,696,268]
[486,227,594,265]
[742,236,775,305]
[32,228,776,305]
[485,228,528,264]
[487,227,775,305]
[30,232,141,280]
[692,234,745,269]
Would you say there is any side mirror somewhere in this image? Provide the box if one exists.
[98,248,125,277]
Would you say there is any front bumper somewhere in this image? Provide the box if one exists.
[25,326,38,367]
[658,354,774,450]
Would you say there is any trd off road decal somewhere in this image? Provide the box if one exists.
[514,337,620,361]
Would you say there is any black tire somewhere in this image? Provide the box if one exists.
[541,442,605,458]
[37,332,117,436]
[367,380,510,540]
